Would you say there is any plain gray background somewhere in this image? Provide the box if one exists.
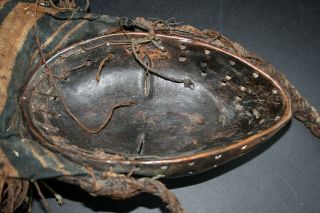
[33,0,320,212]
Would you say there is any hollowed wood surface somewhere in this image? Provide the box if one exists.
[21,33,291,177]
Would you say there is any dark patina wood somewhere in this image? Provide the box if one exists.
[20,32,291,177]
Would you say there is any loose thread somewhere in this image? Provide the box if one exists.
[96,53,114,82]
[33,181,52,213]
[40,181,64,206]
